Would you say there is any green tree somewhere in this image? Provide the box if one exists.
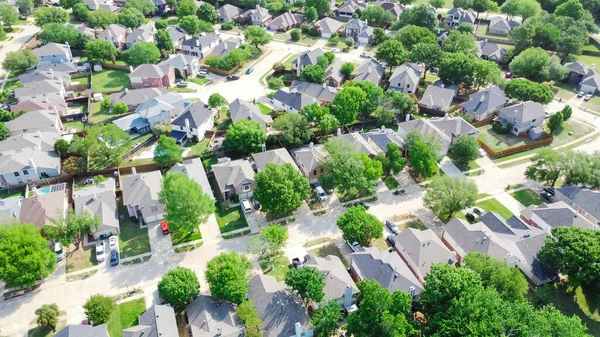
[555,0,584,20]
[205,252,253,304]
[305,6,318,21]
[539,227,600,286]
[112,102,128,114]
[464,252,528,301]
[118,7,144,28]
[561,105,573,121]
[423,175,478,221]
[285,267,326,305]
[509,47,550,80]
[267,77,284,90]
[35,304,60,331]
[311,300,342,337]
[290,28,301,41]
[503,78,554,104]
[224,119,267,153]
[272,113,311,149]
[391,4,437,31]
[349,81,383,119]
[237,301,264,337]
[305,0,330,17]
[525,148,565,186]
[157,267,200,309]
[374,39,407,71]
[454,0,472,8]
[372,27,390,45]
[87,8,117,28]
[244,26,272,48]
[2,49,39,73]
[331,86,366,125]
[44,210,101,248]
[253,163,310,218]
[155,19,168,29]
[406,132,438,179]
[84,39,117,63]
[318,112,339,134]
[340,62,354,78]
[429,0,444,8]
[386,143,406,175]
[72,3,90,21]
[396,25,437,50]
[54,139,69,155]
[420,263,482,316]
[83,295,115,325]
[40,23,90,49]
[59,0,81,9]
[450,135,479,163]
[154,135,184,167]
[196,2,217,22]
[179,15,202,35]
[207,93,227,110]
[410,42,441,79]
[443,31,478,54]
[0,4,18,29]
[155,28,175,54]
[177,0,197,18]
[457,22,474,34]
[248,224,288,264]
[547,111,564,134]
[125,0,156,15]
[300,102,329,123]
[0,122,7,141]
[34,7,69,26]
[360,5,395,27]
[438,52,479,89]
[301,64,327,83]
[0,223,56,287]
[16,0,33,11]
[336,205,383,246]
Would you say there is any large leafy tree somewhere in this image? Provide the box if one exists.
[509,47,550,80]
[423,175,478,222]
[376,89,418,124]
[178,15,202,35]
[125,0,156,16]
[463,252,528,301]
[438,52,478,89]
[443,31,478,54]
[72,3,90,21]
[304,6,318,21]
[345,279,416,337]
[205,252,253,304]
[157,267,200,309]
[336,205,383,246]
[34,7,69,26]
[450,135,479,163]
[155,28,175,54]
[122,41,161,66]
[244,26,272,48]
[248,224,288,264]
[406,132,439,179]
[177,0,197,18]
[331,86,366,125]
[0,123,7,141]
[391,4,436,30]
[547,111,564,134]
[236,301,264,337]
[158,172,215,236]
[525,148,565,186]
[305,0,330,17]
[118,7,145,28]
[35,304,60,332]
[311,300,343,337]
[396,25,436,50]
[285,267,326,305]
[224,119,267,153]
[83,295,115,325]
[84,39,117,63]
[374,39,408,72]
[0,4,18,29]
[87,9,117,28]
[350,81,384,119]
[58,0,81,9]
[196,2,217,22]
[301,64,327,84]
[539,227,600,286]
[208,93,228,110]
[253,163,310,218]
[154,135,184,168]
[2,49,39,73]
[272,113,311,149]
[360,6,395,27]
[555,0,584,20]
[40,23,90,49]
[503,78,554,104]
[44,210,101,248]
[0,223,56,287]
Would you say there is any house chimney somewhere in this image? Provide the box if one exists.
[592,64,596,71]
[309,142,314,149]
[129,66,134,73]
[440,84,444,88]
[124,88,129,93]
[380,124,385,130]
[480,94,485,103]
[36,130,42,138]
[261,144,266,152]
[294,322,302,337]
[343,285,353,308]
[217,327,222,336]
[195,39,200,47]
[143,95,148,102]
[408,286,415,299]
[405,114,410,122]
[28,158,36,172]
[336,128,341,136]
[93,193,97,201]
[132,167,137,175]
[185,118,190,131]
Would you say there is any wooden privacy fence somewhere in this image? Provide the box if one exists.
[101,62,131,71]
[478,134,554,158]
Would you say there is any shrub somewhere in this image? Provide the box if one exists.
[290,28,301,41]
[492,122,512,134]
[272,61,285,73]
[221,21,233,30]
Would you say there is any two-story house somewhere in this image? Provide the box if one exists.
[211,157,255,200]
[159,54,201,78]
[167,26,187,50]
[272,89,317,113]
[129,64,175,89]
[241,5,272,26]
[444,8,476,28]
[345,18,373,44]
[182,33,221,59]
[33,43,73,65]
[388,62,422,94]
[121,168,165,223]
[496,101,545,139]
[98,24,128,48]
[554,185,600,226]
[169,100,214,143]
[113,93,185,134]
[229,98,273,130]
[124,27,155,49]
[291,48,325,76]
[14,80,67,103]
[291,142,328,183]
[73,178,119,243]
[459,85,508,121]
[18,183,67,231]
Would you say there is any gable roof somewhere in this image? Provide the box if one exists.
[212,158,255,192]
[477,40,507,60]
[186,296,243,337]
[325,59,345,84]
[460,85,508,117]
[19,183,66,229]
[123,305,178,337]
[564,61,589,76]
[121,170,165,216]
[98,24,128,39]
[292,48,325,67]
[211,37,242,56]
[273,90,317,111]
[336,132,380,156]
[253,148,299,172]
[397,116,478,144]
[419,84,456,110]
[218,4,244,21]
[498,101,545,124]
[304,255,359,301]
[0,195,22,220]
[15,80,64,98]
[171,100,213,129]
[580,69,600,90]
[33,43,70,57]
[338,0,367,14]
[168,158,215,200]
[5,110,59,134]
[361,128,403,153]
[134,93,185,119]
[389,62,422,86]
[315,17,343,36]
[55,324,109,337]
[166,26,186,42]
[556,184,600,221]
[489,16,518,32]
[0,147,60,175]
[242,5,271,21]
[10,98,68,116]
[20,69,70,85]
[445,7,476,24]
[108,88,167,107]
[289,81,339,103]
[0,131,60,154]
[37,61,79,74]
[373,1,403,17]
[528,201,597,230]
[354,58,384,85]
[444,218,517,263]
[228,98,273,129]
[269,11,304,30]
[183,33,220,48]
[73,179,118,235]
[125,26,155,45]
[130,63,172,78]
[394,228,455,280]
[291,143,328,174]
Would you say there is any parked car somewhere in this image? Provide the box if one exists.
[197,70,208,77]
[360,51,372,58]
[108,236,118,251]
[226,75,239,81]
[386,235,396,246]
[315,186,327,202]
[331,48,340,53]
[252,198,261,210]
[110,250,119,266]
[176,81,188,87]
[578,91,585,97]
[160,220,170,235]
[346,240,363,252]
[353,201,371,210]
[241,199,253,213]
[504,72,512,79]
[354,43,359,49]
[473,208,482,216]
[245,67,254,75]
[386,220,399,234]
[584,93,593,101]
[543,187,555,196]
[96,241,106,262]
[478,148,486,157]
[54,242,64,261]
[465,212,476,222]
[540,191,553,202]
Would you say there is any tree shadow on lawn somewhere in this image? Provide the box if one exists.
[547,283,600,335]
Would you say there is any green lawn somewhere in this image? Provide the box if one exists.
[582,96,600,112]
[188,77,210,85]
[166,16,178,26]
[0,188,24,199]
[552,81,577,100]
[475,23,510,40]
[478,124,538,152]
[414,0,453,7]
[510,189,545,207]
[92,69,131,93]
[203,157,219,171]
[215,203,249,233]
[308,243,348,266]
[28,320,67,337]
[63,120,86,132]
[448,152,481,172]
[400,219,428,231]
[107,298,146,337]
[545,119,594,147]
[89,102,116,124]
[475,197,514,219]
[576,54,600,68]
[272,32,319,46]
[186,138,210,156]
[262,253,290,281]
[382,175,400,189]
[117,197,151,258]
[283,53,299,70]
[66,244,97,273]
[257,102,272,115]
[171,223,202,245]
[168,87,197,93]
[73,76,90,85]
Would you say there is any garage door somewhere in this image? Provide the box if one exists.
[145,216,156,223]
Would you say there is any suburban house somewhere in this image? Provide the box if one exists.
[160,54,201,78]
[37,61,80,74]
[350,247,424,298]
[33,43,73,65]
[564,61,589,85]
[18,183,67,230]
[241,5,272,26]
[108,87,168,111]
[124,26,156,49]
[476,40,507,62]
[169,158,215,200]
[73,178,119,242]
[182,33,221,59]
[459,85,508,121]
[122,305,178,337]
[151,0,167,14]
[268,11,304,31]
[520,201,597,232]
[397,116,479,157]
[121,169,165,223]
[15,80,67,102]
[253,148,300,172]
[313,17,344,38]
[0,131,59,156]
[354,58,385,86]
[389,62,423,94]
[217,3,244,22]
[20,69,71,86]
[272,89,318,113]
[229,98,273,130]
[554,185,600,226]
[186,295,244,337]
[345,18,373,44]
[336,132,380,157]
[0,146,61,187]
[444,8,476,28]
[0,195,22,221]
[418,84,457,114]
[211,37,243,57]
[289,81,339,104]
[291,142,328,183]
[325,59,346,87]
[337,0,367,17]
[84,0,118,11]
[55,324,109,337]
[5,109,62,136]
[436,30,449,45]
[488,16,518,36]
[98,24,128,48]
[211,157,256,200]
[361,127,404,153]
[247,274,314,337]
[113,93,185,134]
[568,64,600,94]
[167,26,187,50]
[292,48,325,76]
[372,1,404,18]
[496,101,545,139]
[392,228,456,284]
[10,98,68,117]
[76,25,97,38]
[129,64,176,89]
[169,100,214,143]
[304,255,359,306]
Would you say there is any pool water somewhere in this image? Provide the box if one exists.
[37,187,52,195]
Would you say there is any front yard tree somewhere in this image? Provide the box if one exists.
[254,163,310,218]
[155,29,175,54]
[125,0,156,16]
[429,0,444,8]
[443,31,478,54]
[450,135,479,163]
[554,0,584,20]
[539,227,600,286]
[331,86,366,125]
[122,41,160,66]
[244,26,272,48]
[154,135,184,168]
[34,7,69,26]
[509,47,552,80]
[84,39,117,64]
[45,210,101,247]
[35,304,60,332]
[374,39,407,72]
[423,175,478,222]
[311,300,343,337]
[248,224,288,263]
[438,52,478,90]
[290,28,301,41]
[406,132,438,179]
[72,3,90,21]
[87,9,117,28]
[525,148,566,186]
[305,0,331,17]
[205,252,253,304]
[503,78,554,104]
[386,143,406,175]
[236,301,264,337]
[267,77,284,90]
[155,19,168,29]
[179,15,202,35]
[59,0,81,9]
[285,267,326,305]
[301,64,327,84]
[463,252,528,302]
[196,3,217,22]
[336,205,384,246]
[0,4,18,29]
[177,0,197,18]
[83,295,115,325]
[208,93,228,110]
[547,111,564,134]
[157,267,200,309]
[340,62,354,78]
[396,25,437,50]
[360,6,395,28]
[561,105,573,121]
[224,119,267,153]
[2,49,39,73]
[305,6,318,21]
[272,113,311,148]
[0,223,56,287]
[118,7,145,28]
[40,23,90,49]
[351,81,383,119]
[158,172,215,236]
[0,123,7,141]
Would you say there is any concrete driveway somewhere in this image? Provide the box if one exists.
[147,221,172,254]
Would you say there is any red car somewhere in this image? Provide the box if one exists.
[160,220,170,235]
[504,72,512,79]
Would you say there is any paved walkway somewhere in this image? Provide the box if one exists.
[439,157,462,177]
[494,191,527,215]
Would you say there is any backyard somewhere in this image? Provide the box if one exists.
[576,53,600,68]
[478,124,538,152]
[215,203,249,233]
[510,189,545,207]
[262,252,289,281]
[92,69,131,93]
[258,102,272,115]
[117,197,151,258]
[475,23,511,40]
[475,197,514,219]
[107,298,146,337]
[546,119,595,147]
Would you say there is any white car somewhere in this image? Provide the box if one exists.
[109,236,118,251]
[360,51,372,58]
[315,186,327,202]
[584,93,593,101]
[478,148,486,157]
[331,48,340,53]
[96,241,106,262]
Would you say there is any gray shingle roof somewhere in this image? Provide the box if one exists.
[123,305,178,337]
[460,85,508,117]
[18,184,66,229]
[398,116,478,143]
[529,201,597,229]
[325,59,345,84]
[489,16,518,32]
[335,132,379,156]
[289,81,339,103]
[304,255,358,301]
[0,131,59,154]
[108,88,167,107]
[477,40,507,60]
[121,170,165,217]
[5,110,59,134]
[15,80,64,99]
[166,26,186,42]
[580,69,600,91]
[37,61,79,74]
[130,63,172,79]
[135,93,185,119]
[228,98,273,129]
[513,232,556,282]
[186,296,243,337]
[183,33,220,48]
[444,8,476,25]
[291,48,325,68]
[361,128,403,153]
[557,184,600,221]
[354,58,384,85]
[73,179,118,235]
[33,43,70,57]
[419,84,456,110]
[98,24,127,39]
[252,148,299,172]
[564,61,589,76]
[291,143,328,174]
[273,90,317,111]
[168,158,215,200]
[171,100,213,129]
[211,158,255,192]
[211,37,242,56]
[394,228,455,279]
[314,17,343,36]
[218,4,244,22]
[125,27,155,45]
[479,211,516,235]
[54,324,109,337]
[338,1,367,15]
[20,69,70,85]
[269,11,304,30]
[389,62,422,88]
[498,101,545,124]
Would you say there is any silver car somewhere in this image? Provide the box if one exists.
[386,220,399,234]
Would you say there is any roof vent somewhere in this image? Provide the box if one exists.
[524,230,531,238]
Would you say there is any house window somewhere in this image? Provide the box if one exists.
[532,119,536,123]
[513,127,518,132]
[23,170,29,175]
[313,169,317,175]
[13,172,19,177]
[243,184,251,192]
[151,205,158,212]
[406,84,410,88]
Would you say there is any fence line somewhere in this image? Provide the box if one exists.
[478,133,553,158]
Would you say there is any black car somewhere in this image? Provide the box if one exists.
[353,202,371,210]
[540,191,553,202]
[386,235,396,246]
[226,75,240,81]
[465,212,476,222]
[543,187,556,196]
[110,250,119,266]
[252,198,260,210]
